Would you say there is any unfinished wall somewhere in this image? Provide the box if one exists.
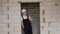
[0,0,21,34]
[40,0,60,34]
[0,0,60,34]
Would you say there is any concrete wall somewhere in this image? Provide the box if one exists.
[0,0,21,34]
[40,0,60,34]
[0,0,60,34]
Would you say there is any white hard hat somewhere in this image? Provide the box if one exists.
[22,9,26,12]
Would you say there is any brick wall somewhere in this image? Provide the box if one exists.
[0,0,60,34]
[40,0,60,34]
[0,0,21,34]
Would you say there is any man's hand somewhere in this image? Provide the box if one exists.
[21,20,24,29]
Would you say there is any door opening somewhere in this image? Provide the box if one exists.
[21,2,40,34]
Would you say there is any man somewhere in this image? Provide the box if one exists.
[21,9,33,34]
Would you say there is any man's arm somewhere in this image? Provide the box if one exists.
[28,16,33,22]
[21,20,24,28]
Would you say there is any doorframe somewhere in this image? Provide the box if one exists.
[18,2,41,34]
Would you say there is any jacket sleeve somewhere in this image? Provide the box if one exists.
[27,13,30,17]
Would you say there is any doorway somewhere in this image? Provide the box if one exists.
[21,2,40,34]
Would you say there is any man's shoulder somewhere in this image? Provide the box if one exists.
[26,13,30,17]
